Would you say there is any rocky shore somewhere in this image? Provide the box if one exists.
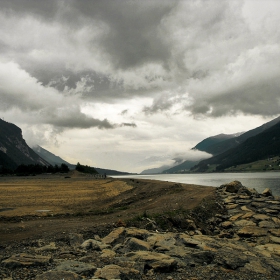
[1,181,280,279]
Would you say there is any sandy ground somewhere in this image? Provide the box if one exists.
[0,171,215,243]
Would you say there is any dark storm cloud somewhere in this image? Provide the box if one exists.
[69,0,176,69]
[48,113,114,129]
[1,0,60,20]
[120,122,137,128]
[189,76,280,117]
[1,0,280,122]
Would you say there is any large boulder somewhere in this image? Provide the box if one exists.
[222,181,243,193]
[126,251,177,272]
[262,188,273,197]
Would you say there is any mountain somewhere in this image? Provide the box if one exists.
[192,133,242,154]
[192,119,280,172]
[0,119,49,170]
[33,145,131,175]
[95,167,132,176]
[197,116,280,156]
[162,160,199,173]
[141,165,171,174]
[32,145,75,169]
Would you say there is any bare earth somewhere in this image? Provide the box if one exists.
[0,171,215,243]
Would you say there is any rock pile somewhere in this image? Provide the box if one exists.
[1,181,280,279]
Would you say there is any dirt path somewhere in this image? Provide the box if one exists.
[0,174,215,244]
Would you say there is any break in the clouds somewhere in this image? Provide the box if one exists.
[0,0,280,172]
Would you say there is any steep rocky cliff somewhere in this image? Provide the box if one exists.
[0,119,49,170]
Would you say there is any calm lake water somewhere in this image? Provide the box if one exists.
[112,172,280,196]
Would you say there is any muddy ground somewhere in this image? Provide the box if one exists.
[0,171,215,244]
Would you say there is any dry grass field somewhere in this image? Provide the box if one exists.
[0,173,133,217]
[0,171,215,242]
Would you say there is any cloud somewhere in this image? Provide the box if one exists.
[68,0,177,70]
[0,61,114,129]
[120,123,137,128]
[4,0,279,119]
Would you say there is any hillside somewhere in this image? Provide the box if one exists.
[192,133,241,154]
[0,119,49,170]
[33,144,131,175]
[162,160,199,173]
[199,116,280,156]
[32,145,76,169]
[192,120,280,172]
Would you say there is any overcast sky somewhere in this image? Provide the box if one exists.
[1,0,280,173]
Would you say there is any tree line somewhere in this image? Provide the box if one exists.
[0,163,69,175]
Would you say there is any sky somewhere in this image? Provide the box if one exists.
[0,0,280,173]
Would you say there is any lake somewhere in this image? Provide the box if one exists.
[112,172,280,196]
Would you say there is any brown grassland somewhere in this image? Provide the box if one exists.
[0,171,215,243]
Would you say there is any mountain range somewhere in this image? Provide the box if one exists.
[0,119,131,175]
[142,115,280,174]
[1,116,280,175]
[192,119,280,172]
[193,116,280,156]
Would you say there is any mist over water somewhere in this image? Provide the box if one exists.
[113,172,280,196]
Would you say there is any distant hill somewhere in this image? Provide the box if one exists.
[32,145,76,169]
[162,160,199,173]
[33,145,131,176]
[0,119,49,171]
[141,165,172,174]
[192,119,280,172]
[197,116,280,156]
[95,167,132,176]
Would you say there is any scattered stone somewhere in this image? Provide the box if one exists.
[226,204,238,209]
[242,260,268,274]
[55,260,96,276]
[270,236,280,244]
[234,220,256,227]
[35,242,57,252]
[220,254,248,270]
[229,213,243,221]
[262,188,273,197]
[237,226,267,237]
[80,239,103,251]
[269,229,280,237]
[240,205,252,211]
[221,221,232,228]
[2,181,280,280]
[69,233,83,248]
[94,264,140,280]
[35,271,80,280]
[258,221,277,228]
[126,251,177,272]
[2,253,51,268]
[124,237,151,251]
[251,202,267,208]
[253,214,271,221]
[242,212,255,219]
[100,249,116,259]
[223,181,243,193]
[102,227,125,246]
[263,208,279,215]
